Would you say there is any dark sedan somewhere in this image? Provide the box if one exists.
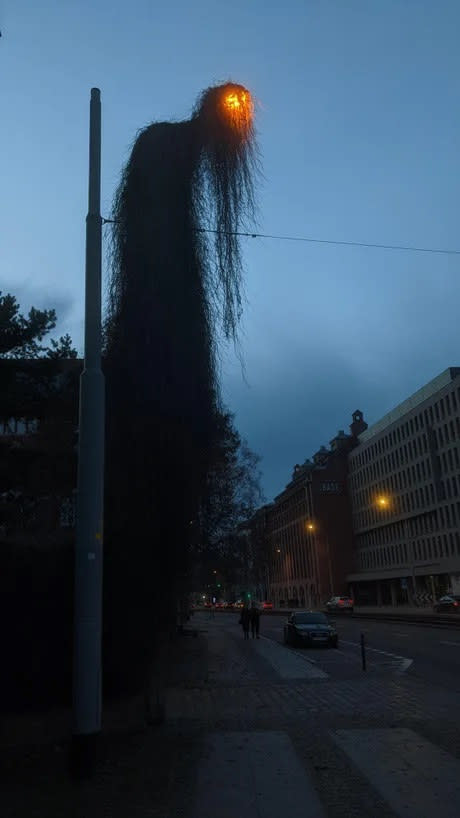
[434,594,460,613]
[283,611,338,648]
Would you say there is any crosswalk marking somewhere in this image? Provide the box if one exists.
[191,731,326,818]
[257,636,328,679]
[331,728,460,817]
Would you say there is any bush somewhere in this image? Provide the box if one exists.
[1,540,74,713]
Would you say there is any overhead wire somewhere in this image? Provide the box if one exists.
[101,219,460,256]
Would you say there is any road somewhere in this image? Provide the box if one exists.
[210,610,460,691]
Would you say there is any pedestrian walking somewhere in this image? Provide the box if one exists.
[239,606,250,640]
[250,604,260,639]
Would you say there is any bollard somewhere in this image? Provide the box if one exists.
[360,632,367,671]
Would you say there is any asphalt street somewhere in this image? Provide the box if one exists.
[214,611,460,691]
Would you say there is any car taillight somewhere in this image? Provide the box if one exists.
[454,602,459,607]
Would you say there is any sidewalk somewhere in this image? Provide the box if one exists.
[1,628,209,818]
[3,614,460,817]
[354,604,446,615]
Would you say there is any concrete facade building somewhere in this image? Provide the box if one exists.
[347,368,460,605]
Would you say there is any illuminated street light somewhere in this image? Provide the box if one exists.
[221,85,254,138]
[375,492,416,599]
[306,520,333,598]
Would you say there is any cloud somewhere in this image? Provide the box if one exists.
[223,341,389,501]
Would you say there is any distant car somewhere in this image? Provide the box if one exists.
[433,594,460,613]
[204,601,211,608]
[262,601,273,610]
[284,611,338,648]
[325,596,354,613]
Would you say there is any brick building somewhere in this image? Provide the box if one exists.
[264,413,366,608]
[347,367,460,606]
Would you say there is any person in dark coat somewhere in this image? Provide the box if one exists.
[240,606,251,640]
[250,604,261,639]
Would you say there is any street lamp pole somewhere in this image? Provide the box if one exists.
[326,533,334,596]
[403,517,416,602]
[71,88,105,777]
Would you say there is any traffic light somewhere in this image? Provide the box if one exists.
[217,583,221,588]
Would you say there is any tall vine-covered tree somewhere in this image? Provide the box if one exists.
[103,83,258,694]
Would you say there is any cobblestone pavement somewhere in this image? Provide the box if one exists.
[4,614,460,817]
[173,615,460,818]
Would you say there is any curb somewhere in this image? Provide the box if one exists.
[193,607,460,629]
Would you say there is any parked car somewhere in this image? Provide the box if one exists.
[433,594,460,613]
[283,611,338,648]
[262,601,273,610]
[325,596,354,613]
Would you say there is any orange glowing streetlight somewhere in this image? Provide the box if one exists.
[376,495,390,509]
[306,520,334,598]
[220,84,254,138]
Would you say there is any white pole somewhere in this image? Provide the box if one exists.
[326,534,334,596]
[71,88,105,777]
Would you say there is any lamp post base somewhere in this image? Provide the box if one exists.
[69,732,99,781]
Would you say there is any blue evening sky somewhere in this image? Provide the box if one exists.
[2,1,460,500]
